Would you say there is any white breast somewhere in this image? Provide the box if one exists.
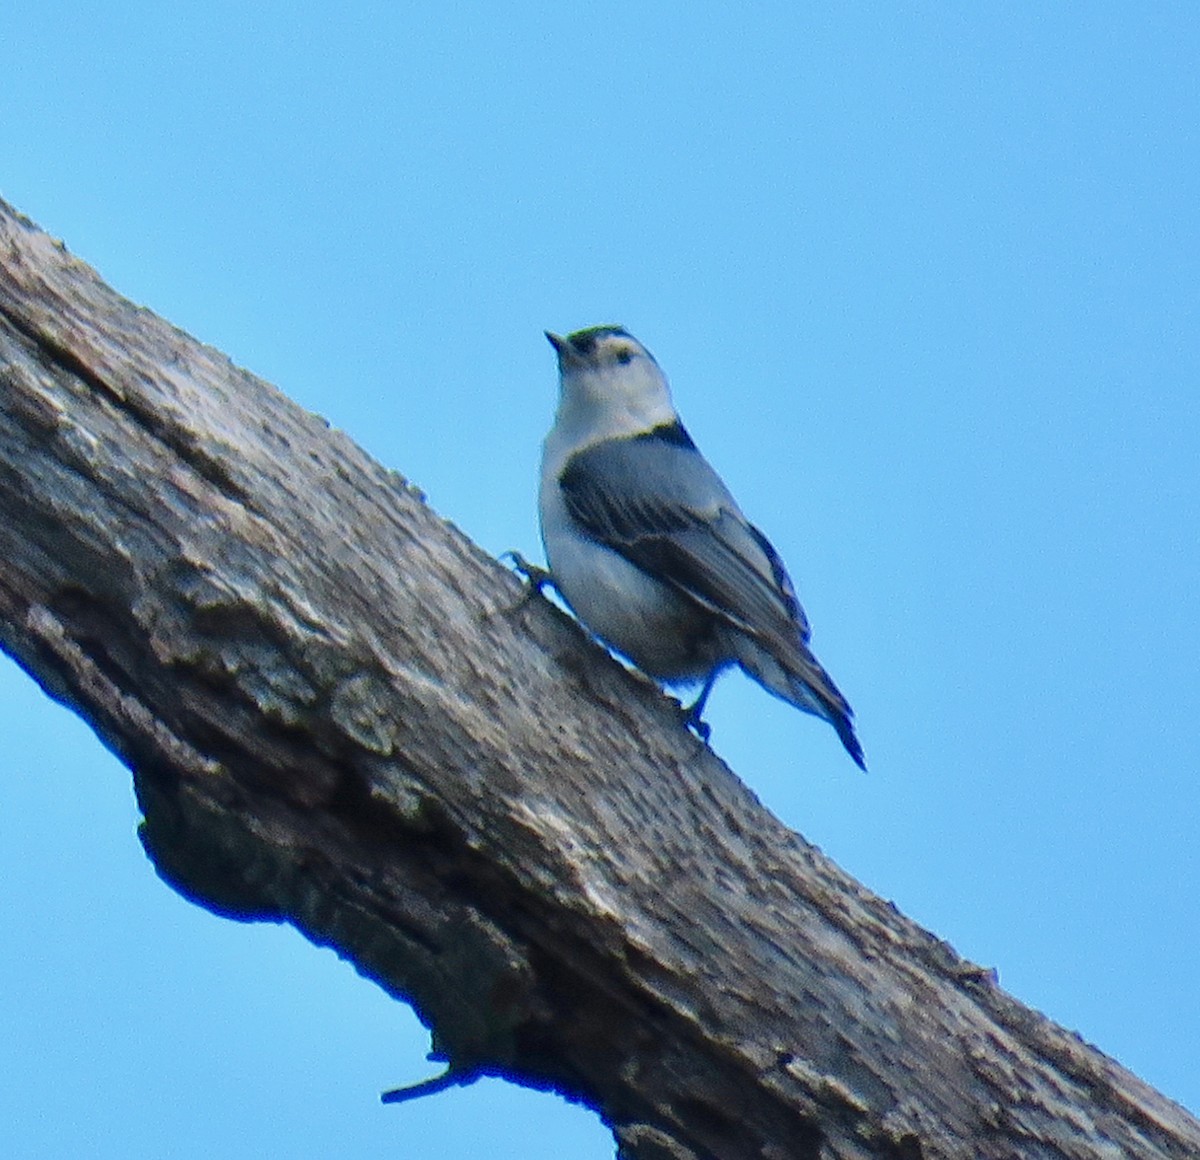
[538,467,719,681]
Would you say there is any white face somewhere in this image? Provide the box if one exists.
[564,329,649,371]
[553,328,672,423]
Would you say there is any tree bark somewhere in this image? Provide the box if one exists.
[0,197,1194,1160]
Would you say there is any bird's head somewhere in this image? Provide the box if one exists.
[545,326,675,437]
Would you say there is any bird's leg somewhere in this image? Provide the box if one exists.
[681,669,721,742]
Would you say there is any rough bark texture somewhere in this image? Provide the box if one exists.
[0,197,1195,1160]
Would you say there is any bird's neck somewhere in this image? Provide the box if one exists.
[554,386,676,447]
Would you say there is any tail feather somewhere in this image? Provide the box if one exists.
[825,699,866,771]
[732,635,866,770]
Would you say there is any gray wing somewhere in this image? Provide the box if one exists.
[559,425,811,657]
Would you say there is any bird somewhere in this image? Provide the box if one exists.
[537,324,865,769]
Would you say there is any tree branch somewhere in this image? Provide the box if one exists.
[0,197,1195,1160]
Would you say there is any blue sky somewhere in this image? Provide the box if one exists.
[1,3,1197,1155]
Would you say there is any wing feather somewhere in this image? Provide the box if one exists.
[559,428,811,662]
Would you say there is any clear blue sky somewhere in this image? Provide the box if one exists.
[2,4,1197,1155]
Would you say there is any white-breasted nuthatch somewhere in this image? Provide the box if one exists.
[538,325,865,769]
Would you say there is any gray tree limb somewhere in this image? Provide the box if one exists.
[0,197,1195,1160]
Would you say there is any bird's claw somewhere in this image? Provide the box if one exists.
[502,550,555,593]
[681,702,713,744]
[498,551,560,615]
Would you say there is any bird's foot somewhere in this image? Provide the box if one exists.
[680,701,713,744]
[679,669,721,744]
[502,550,555,593]
[498,551,558,614]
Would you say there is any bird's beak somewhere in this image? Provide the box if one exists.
[545,331,581,367]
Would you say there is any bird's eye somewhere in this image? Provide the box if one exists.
[615,348,634,365]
